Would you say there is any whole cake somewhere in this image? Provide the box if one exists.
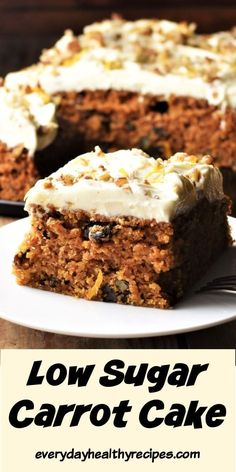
[1,17,236,211]
[13,147,231,309]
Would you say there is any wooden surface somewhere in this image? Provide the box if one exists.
[1,216,236,349]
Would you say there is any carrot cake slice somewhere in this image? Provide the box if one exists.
[13,147,231,309]
[2,17,236,212]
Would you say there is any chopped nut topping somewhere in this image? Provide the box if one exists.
[67,39,81,53]
[37,18,236,83]
[86,31,105,47]
[60,174,75,185]
[115,177,128,187]
[95,145,105,156]
[43,178,54,189]
[98,172,110,181]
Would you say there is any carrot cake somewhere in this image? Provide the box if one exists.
[13,147,231,309]
[1,18,236,212]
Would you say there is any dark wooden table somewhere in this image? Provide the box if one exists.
[1,216,236,349]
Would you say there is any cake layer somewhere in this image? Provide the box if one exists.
[13,197,231,309]
[0,142,38,201]
[24,148,223,223]
[56,90,236,169]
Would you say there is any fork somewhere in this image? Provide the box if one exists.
[197,275,236,294]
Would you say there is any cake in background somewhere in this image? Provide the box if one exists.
[1,17,236,211]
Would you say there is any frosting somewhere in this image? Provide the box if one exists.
[0,86,58,155]
[5,65,42,92]
[5,18,236,107]
[38,57,235,107]
[6,56,236,108]
[25,147,224,222]
[2,19,236,156]
[188,30,236,57]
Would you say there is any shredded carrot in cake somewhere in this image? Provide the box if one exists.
[86,270,103,300]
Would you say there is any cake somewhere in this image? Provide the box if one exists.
[13,147,231,309]
[1,17,236,212]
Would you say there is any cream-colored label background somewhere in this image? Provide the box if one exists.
[0,349,235,471]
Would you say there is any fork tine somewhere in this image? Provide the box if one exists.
[200,286,236,292]
[205,280,236,288]
[211,275,236,283]
[196,274,236,294]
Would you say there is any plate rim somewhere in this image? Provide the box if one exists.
[0,216,235,339]
[1,303,236,339]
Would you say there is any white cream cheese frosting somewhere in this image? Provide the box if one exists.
[4,18,236,108]
[25,147,224,222]
[0,86,58,155]
[2,19,236,157]
[38,58,234,107]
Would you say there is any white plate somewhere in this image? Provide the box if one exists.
[0,217,236,338]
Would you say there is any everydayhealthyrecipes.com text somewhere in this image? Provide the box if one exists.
[8,359,226,429]
[35,448,201,462]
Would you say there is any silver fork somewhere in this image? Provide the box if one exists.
[197,275,236,294]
